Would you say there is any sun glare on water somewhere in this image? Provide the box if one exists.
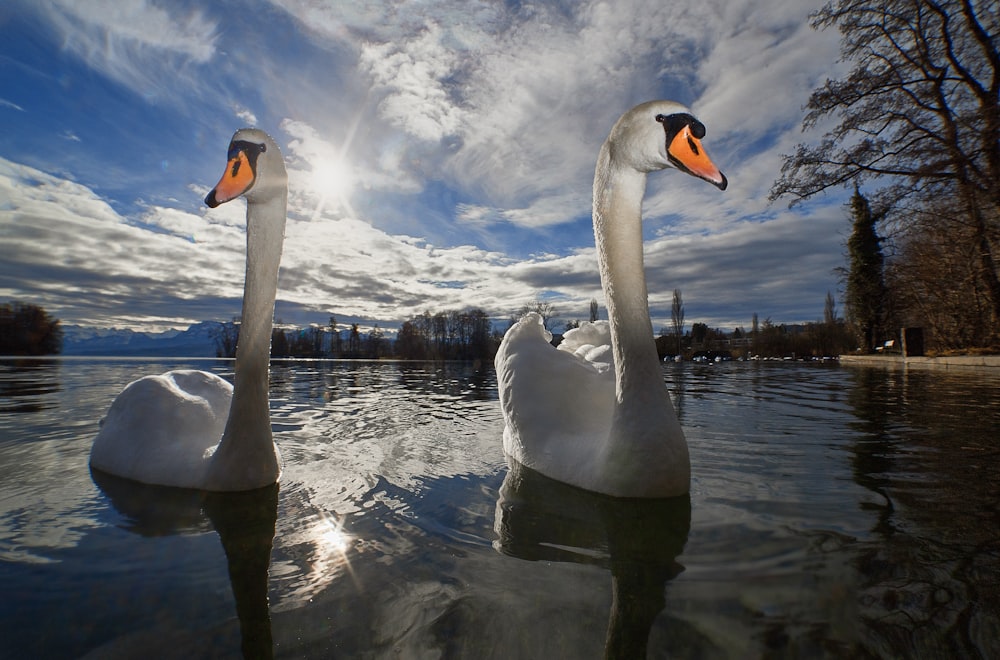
[319,516,352,554]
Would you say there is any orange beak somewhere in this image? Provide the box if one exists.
[668,125,727,190]
[205,149,256,208]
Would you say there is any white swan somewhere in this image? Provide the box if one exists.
[495,101,727,498]
[90,128,286,491]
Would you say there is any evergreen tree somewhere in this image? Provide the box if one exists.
[347,323,362,358]
[671,289,685,355]
[328,316,342,357]
[844,189,889,351]
[270,327,289,357]
[367,324,385,358]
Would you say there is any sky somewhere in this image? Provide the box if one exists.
[0,0,852,335]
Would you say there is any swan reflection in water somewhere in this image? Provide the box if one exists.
[90,469,279,659]
[494,460,691,659]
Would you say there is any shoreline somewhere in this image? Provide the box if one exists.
[839,354,1000,370]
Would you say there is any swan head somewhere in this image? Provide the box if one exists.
[205,128,287,208]
[608,100,727,190]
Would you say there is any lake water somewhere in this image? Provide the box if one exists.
[1,357,998,659]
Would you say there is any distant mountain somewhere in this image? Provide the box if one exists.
[62,321,222,357]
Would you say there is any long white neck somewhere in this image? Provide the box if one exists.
[593,144,669,408]
[592,141,688,496]
[207,189,286,490]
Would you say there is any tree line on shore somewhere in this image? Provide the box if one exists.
[211,309,504,361]
[0,285,960,363]
[208,293,861,363]
[658,290,856,360]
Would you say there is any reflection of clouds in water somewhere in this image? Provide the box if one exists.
[0,362,97,562]
[0,503,102,565]
[0,439,103,564]
[272,363,504,491]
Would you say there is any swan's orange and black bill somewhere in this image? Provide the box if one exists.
[667,125,727,191]
[205,141,266,208]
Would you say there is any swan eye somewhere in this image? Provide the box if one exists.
[656,113,706,137]
[229,140,267,176]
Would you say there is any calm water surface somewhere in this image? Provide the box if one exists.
[1,358,998,658]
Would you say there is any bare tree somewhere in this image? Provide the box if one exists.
[270,326,289,357]
[211,316,240,358]
[824,291,838,326]
[0,301,63,355]
[308,325,325,357]
[397,307,496,360]
[771,0,1000,330]
[513,300,557,330]
[887,199,996,348]
[589,298,599,323]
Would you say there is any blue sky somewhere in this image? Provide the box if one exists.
[1,0,850,335]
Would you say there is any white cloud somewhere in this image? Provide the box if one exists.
[694,1,844,132]
[271,0,714,218]
[0,98,25,112]
[0,155,521,329]
[0,156,246,328]
[34,0,217,103]
[358,26,465,142]
[268,0,502,46]
[234,104,259,126]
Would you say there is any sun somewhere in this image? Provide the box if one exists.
[308,155,355,217]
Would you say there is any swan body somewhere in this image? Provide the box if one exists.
[496,101,727,498]
[91,128,287,491]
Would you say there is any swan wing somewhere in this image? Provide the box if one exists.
[495,314,615,482]
[90,370,232,488]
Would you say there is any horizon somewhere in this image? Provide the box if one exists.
[1,0,851,335]
[59,314,823,342]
